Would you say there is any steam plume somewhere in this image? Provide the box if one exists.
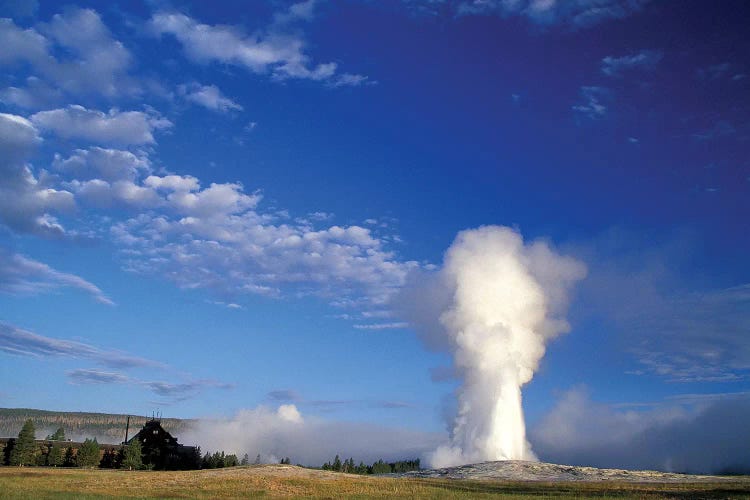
[427,226,586,467]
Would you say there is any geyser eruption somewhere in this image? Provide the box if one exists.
[428,226,586,468]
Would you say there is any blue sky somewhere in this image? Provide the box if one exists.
[0,0,749,470]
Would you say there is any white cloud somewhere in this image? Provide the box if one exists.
[572,86,608,119]
[570,229,750,383]
[31,105,172,145]
[182,404,443,465]
[178,83,243,113]
[602,50,663,76]
[0,112,75,237]
[150,11,366,86]
[112,208,418,307]
[353,322,409,330]
[0,9,137,106]
[143,174,200,192]
[0,76,63,109]
[452,0,647,27]
[697,62,731,81]
[531,388,750,474]
[67,368,232,403]
[274,0,318,24]
[331,73,370,88]
[0,248,113,305]
[53,147,151,182]
[0,322,157,368]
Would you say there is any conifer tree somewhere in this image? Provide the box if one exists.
[46,428,65,441]
[76,438,100,467]
[240,453,249,466]
[10,419,36,466]
[63,446,76,467]
[47,442,65,466]
[122,439,142,470]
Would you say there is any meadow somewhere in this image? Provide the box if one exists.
[1,465,749,499]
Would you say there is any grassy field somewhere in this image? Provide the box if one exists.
[1,465,749,499]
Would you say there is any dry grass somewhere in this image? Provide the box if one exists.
[1,465,749,499]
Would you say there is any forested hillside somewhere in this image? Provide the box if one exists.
[0,408,191,444]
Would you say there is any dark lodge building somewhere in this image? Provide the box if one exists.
[126,419,200,470]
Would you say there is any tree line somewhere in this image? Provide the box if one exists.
[2,419,113,468]
[3,419,423,474]
[321,454,420,474]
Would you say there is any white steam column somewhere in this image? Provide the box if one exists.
[429,226,586,467]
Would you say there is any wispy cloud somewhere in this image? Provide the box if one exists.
[66,368,233,402]
[68,368,129,384]
[267,389,302,402]
[352,322,409,330]
[691,120,735,141]
[0,248,113,305]
[414,0,648,27]
[0,322,158,369]
[697,62,731,81]
[601,50,663,76]
[149,10,367,87]
[266,389,417,412]
[177,82,243,113]
[571,230,750,383]
[572,86,608,119]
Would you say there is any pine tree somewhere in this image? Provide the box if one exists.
[76,438,100,467]
[122,439,143,470]
[10,419,36,466]
[254,454,261,465]
[63,446,76,467]
[46,428,65,441]
[240,453,249,466]
[100,449,116,468]
[332,454,341,472]
[47,443,65,466]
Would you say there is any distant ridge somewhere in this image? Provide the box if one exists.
[0,408,192,444]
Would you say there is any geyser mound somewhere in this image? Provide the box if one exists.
[426,226,586,468]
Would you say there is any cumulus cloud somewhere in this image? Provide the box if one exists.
[530,388,750,474]
[149,11,367,86]
[0,112,75,237]
[0,76,62,109]
[0,322,158,369]
[0,248,113,305]
[178,83,243,113]
[182,404,443,465]
[0,8,137,105]
[53,147,151,183]
[601,50,663,76]
[106,171,416,306]
[31,105,172,145]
